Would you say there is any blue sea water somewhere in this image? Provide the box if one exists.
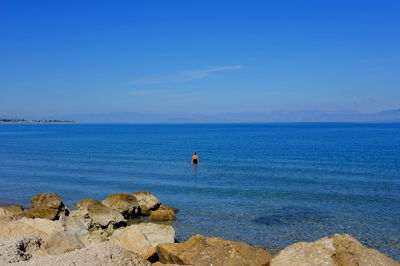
[0,123,399,259]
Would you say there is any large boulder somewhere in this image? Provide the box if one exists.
[23,208,60,220]
[130,222,175,247]
[57,212,89,236]
[28,193,65,220]
[156,234,272,266]
[79,232,107,247]
[109,225,155,260]
[86,201,126,228]
[102,193,139,219]
[43,231,85,255]
[0,236,43,263]
[150,209,176,222]
[15,242,151,266]
[75,198,126,229]
[0,220,49,240]
[31,193,64,210]
[18,217,64,238]
[270,234,400,266]
[0,205,25,219]
[132,191,161,215]
[76,198,99,212]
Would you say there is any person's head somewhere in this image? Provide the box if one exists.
[193,152,197,155]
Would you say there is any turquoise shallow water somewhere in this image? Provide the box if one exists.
[0,123,399,259]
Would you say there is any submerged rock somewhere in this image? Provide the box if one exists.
[109,225,155,260]
[150,209,176,222]
[14,242,151,266]
[102,193,139,219]
[0,236,42,263]
[156,234,272,266]
[270,234,400,266]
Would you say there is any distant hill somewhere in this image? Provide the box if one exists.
[66,109,400,123]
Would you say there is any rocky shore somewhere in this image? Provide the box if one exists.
[0,192,398,266]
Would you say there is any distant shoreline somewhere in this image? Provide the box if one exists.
[0,119,74,124]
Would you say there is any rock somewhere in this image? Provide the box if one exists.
[150,209,176,222]
[23,208,59,220]
[0,205,25,219]
[14,242,151,266]
[158,205,178,213]
[0,215,13,224]
[130,223,175,247]
[270,234,400,266]
[68,210,92,229]
[18,217,64,238]
[152,263,182,266]
[43,231,85,255]
[57,212,89,236]
[156,234,272,266]
[31,193,64,211]
[132,191,161,215]
[79,232,106,247]
[332,234,399,266]
[0,220,48,240]
[109,225,155,259]
[102,193,139,219]
[0,236,42,263]
[271,236,336,266]
[86,201,126,228]
[76,199,99,212]
[26,193,65,220]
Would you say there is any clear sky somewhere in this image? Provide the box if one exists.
[1,0,399,118]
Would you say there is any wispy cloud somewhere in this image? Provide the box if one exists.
[131,65,243,84]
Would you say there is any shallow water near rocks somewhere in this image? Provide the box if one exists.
[0,123,399,260]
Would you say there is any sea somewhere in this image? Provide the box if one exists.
[0,123,399,259]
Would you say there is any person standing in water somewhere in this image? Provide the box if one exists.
[192,152,199,164]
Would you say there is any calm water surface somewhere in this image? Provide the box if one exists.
[0,123,399,259]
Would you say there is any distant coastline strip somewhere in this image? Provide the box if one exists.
[0,119,74,123]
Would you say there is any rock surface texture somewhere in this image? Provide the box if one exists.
[156,234,272,266]
[109,225,155,259]
[131,222,175,247]
[42,231,85,255]
[102,193,139,219]
[132,191,161,215]
[10,242,151,266]
[0,221,48,240]
[0,236,42,263]
[0,206,25,219]
[26,193,65,220]
[150,210,176,222]
[270,234,400,266]
[86,200,126,228]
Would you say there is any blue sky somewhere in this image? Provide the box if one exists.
[1,0,399,118]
